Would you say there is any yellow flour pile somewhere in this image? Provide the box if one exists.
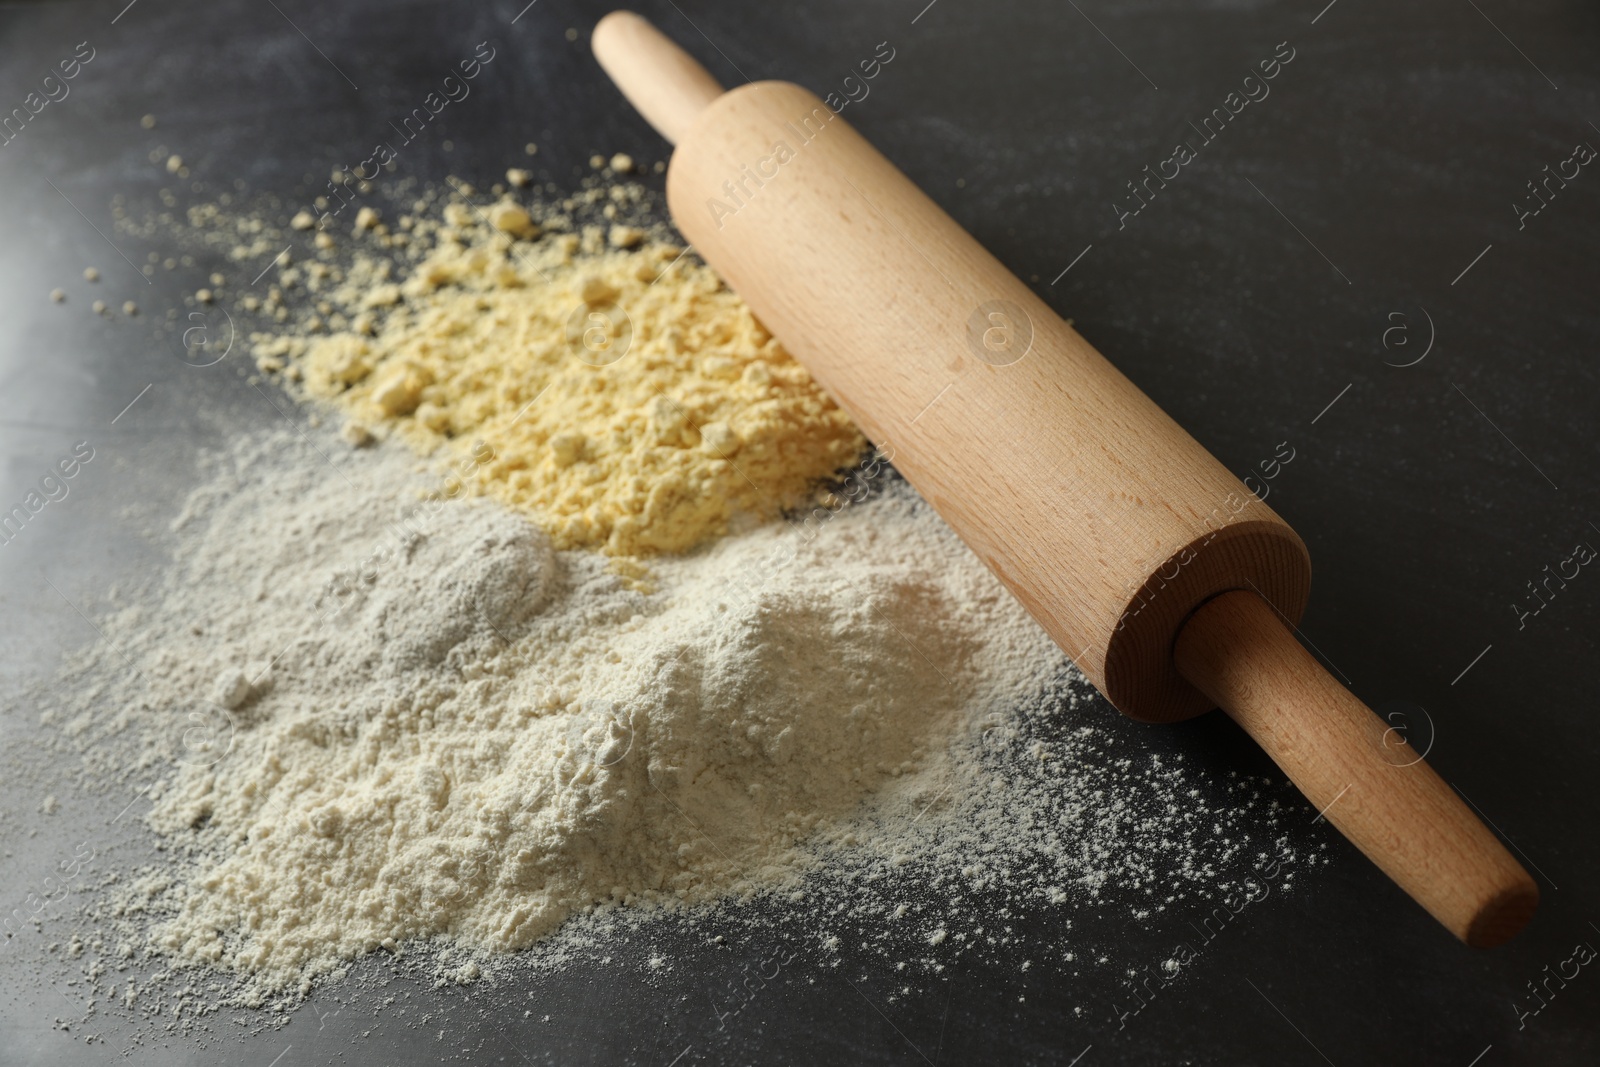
[255,187,862,555]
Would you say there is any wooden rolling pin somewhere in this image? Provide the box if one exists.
[591,10,1537,947]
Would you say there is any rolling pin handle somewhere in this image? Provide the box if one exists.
[1174,591,1538,947]
[593,11,726,144]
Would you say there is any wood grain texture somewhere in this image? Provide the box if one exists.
[1174,591,1538,947]
[666,81,1311,723]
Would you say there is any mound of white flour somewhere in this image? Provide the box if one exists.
[36,428,1318,1023]
[60,430,1054,996]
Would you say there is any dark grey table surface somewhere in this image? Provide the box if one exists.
[1,0,1596,1063]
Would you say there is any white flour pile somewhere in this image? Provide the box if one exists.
[31,426,1319,1028]
[49,428,1057,1000]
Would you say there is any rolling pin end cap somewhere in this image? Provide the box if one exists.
[1465,876,1538,949]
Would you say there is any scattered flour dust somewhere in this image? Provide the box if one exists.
[37,430,1318,1023]
[48,428,1055,1001]
[25,185,1324,1036]
[24,140,1326,1047]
